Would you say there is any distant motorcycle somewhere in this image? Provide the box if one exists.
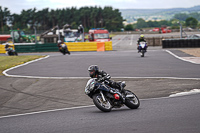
[85,78,140,112]
[59,44,70,55]
[6,47,18,56]
[138,41,147,57]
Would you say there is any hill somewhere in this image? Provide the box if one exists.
[120,5,200,23]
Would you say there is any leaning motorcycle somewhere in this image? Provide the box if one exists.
[6,47,18,56]
[59,44,70,55]
[85,78,140,112]
[138,41,147,57]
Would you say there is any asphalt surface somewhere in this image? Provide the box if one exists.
[0,33,200,133]
[4,50,200,78]
[0,93,199,133]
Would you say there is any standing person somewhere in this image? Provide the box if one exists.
[137,34,148,53]
[57,40,70,55]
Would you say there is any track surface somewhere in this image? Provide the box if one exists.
[0,94,199,133]
[0,34,200,133]
[5,50,200,78]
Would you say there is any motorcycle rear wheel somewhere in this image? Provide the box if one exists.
[124,90,140,109]
[93,93,112,112]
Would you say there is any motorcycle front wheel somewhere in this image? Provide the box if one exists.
[124,90,140,109]
[15,52,18,56]
[93,93,112,112]
[141,50,145,57]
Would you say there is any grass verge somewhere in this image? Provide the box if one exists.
[0,55,45,75]
[180,48,200,57]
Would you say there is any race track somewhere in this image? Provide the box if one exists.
[0,34,200,133]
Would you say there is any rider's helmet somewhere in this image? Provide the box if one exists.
[140,34,144,38]
[88,65,99,78]
[57,40,62,43]
[5,43,9,48]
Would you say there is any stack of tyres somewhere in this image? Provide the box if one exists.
[194,39,199,47]
[171,39,176,48]
[162,40,166,48]
[180,39,184,48]
[191,39,195,47]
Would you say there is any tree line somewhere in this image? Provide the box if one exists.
[0,6,123,34]
[1,5,199,33]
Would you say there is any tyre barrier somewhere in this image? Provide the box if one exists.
[162,38,200,48]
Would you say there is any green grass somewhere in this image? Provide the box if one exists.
[0,55,45,75]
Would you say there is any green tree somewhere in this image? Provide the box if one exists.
[136,18,148,29]
[185,17,198,28]
[0,6,10,33]
[173,13,189,21]
[124,24,133,31]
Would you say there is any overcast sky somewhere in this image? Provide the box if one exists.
[1,0,200,14]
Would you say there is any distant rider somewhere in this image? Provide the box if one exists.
[4,43,10,51]
[57,40,70,55]
[137,34,148,53]
[88,65,126,92]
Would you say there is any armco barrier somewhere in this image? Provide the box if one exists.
[162,38,200,48]
[2,41,112,53]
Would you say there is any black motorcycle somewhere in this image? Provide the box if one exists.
[59,44,70,55]
[6,47,18,56]
[85,78,140,112]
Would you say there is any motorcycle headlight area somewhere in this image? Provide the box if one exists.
[85,80,95,94]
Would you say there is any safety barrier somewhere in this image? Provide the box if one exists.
[0,44,15,54]
[66,42,97,51]
[66,41,112,51]
[105,41,113,51]
[162,39,200,48]
[0,41,112,53]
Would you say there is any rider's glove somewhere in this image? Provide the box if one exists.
[97,77,105,82]
[104,80,110,84]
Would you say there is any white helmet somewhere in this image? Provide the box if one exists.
[57,40,62,43]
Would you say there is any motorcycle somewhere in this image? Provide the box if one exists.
[6,47,18,56]
[138,41,147,57]
[59,44,70,55]
[85,78,140,112]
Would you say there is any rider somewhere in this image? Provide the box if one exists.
[88,65,126,92]
[137,34,148,53]
[57,40,63,49]
[57,40,70,55]
[4,43,10,51]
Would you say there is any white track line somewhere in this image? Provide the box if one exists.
[0,50,200,119]
[2,51,200,80]
[3,55,50,77]
[165,50,200,64]
[112,35,127,46]
[1,92,200,119]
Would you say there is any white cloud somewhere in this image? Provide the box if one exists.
[0,0,200,13]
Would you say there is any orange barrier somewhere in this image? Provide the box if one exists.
[97,42,105,51]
